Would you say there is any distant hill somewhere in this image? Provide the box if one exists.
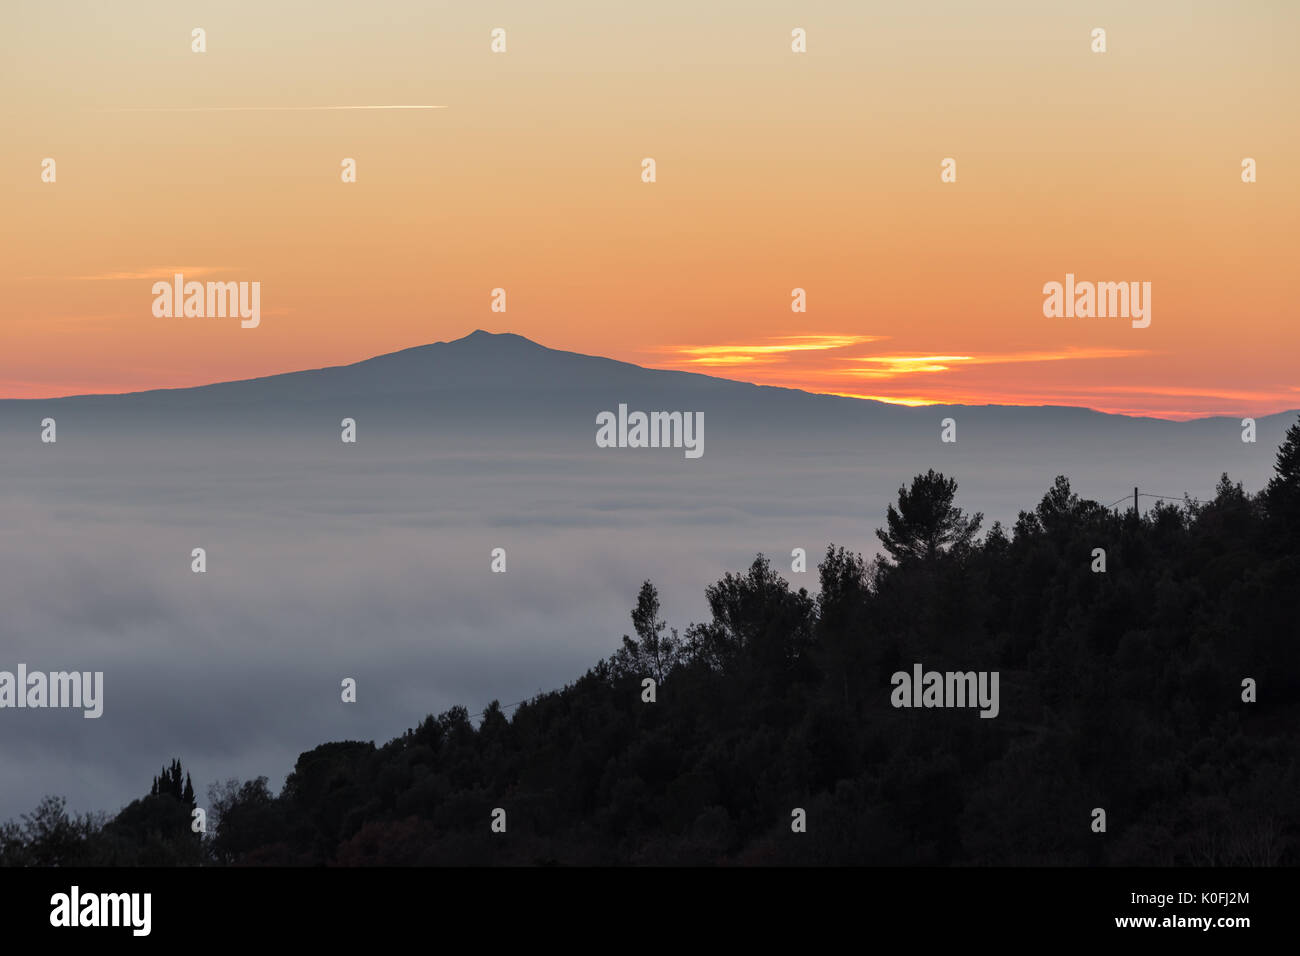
[3,328,1295,446]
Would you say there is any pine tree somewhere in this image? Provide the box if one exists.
[1264,415,1300,540]
[615,580,681,684]
[876,469,983,564]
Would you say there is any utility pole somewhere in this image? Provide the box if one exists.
[1134,486,1139,516]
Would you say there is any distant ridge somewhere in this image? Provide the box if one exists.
[6,330,1297,429]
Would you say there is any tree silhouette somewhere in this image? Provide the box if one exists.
[876,469,983,563]
[1264,414,1300,539]
[614,580,682,684]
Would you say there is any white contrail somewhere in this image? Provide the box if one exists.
[99,105,447,112]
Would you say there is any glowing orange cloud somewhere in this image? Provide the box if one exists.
[670,335,883,366]
[643,338,1289,419]
[836,348,1151,380]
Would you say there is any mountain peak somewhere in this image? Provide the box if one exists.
[448,329,542,349]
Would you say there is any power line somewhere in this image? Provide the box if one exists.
[1106,490,1202,510]
[1139,492,1200,503]
[469,696,536,721]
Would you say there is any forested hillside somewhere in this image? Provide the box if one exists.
[6,419,1298,866]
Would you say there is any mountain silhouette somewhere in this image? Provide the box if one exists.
[2,331,1293,491]
[5,329,1295,438]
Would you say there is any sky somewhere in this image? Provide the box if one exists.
[2,0,1297,419]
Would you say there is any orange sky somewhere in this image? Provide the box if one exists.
[2,1,1297,419]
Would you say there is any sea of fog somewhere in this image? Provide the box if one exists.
[0,414,1285,819]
